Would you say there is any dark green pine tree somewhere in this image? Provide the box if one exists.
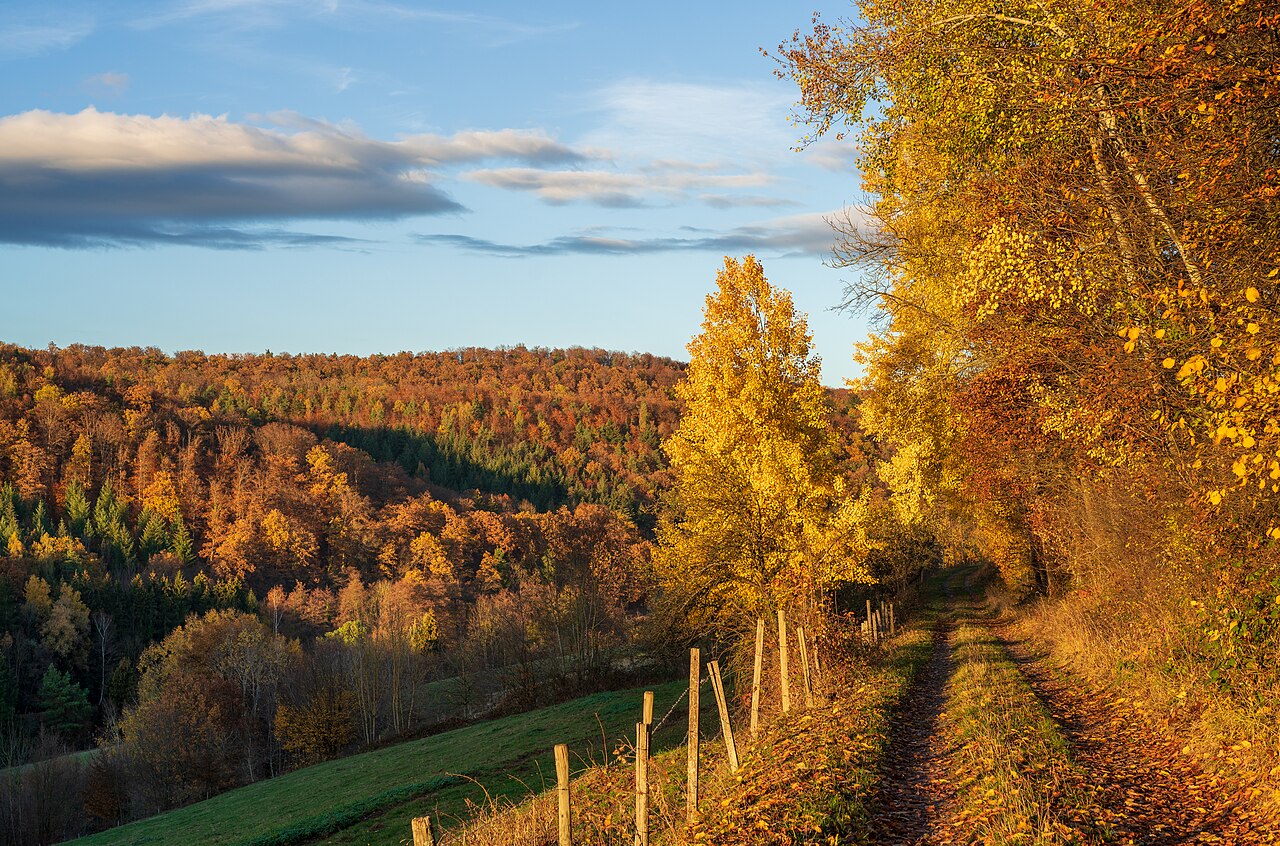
[138,510,170,560]
[170,515,195,563]
[64,480,91,539]
[0,484,20,548]
[38,665,92,738]
[28,500,51,542]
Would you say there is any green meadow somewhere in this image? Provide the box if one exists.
[69,678,694,846]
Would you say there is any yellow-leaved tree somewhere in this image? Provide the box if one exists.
[655,256,873,638]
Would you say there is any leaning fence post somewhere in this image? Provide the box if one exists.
[687,647,700,825]
[708,660,739,772]
[797,626,814,708]
[635,720,649,846]
[777,609,791,714]
[890,602,897,636]
[750,617,764,739]
[411,816,434,846]
[555,743,571,846]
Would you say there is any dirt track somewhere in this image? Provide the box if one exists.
[861,596,1278,845]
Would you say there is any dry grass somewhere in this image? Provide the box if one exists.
[1018,586,1280,816]
[938,623,1094,845]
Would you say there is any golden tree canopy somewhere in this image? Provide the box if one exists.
[657,256,873,630]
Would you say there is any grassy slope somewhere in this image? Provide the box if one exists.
[311,681,709,846]
[68,679,688,846]
[441,597,947,845]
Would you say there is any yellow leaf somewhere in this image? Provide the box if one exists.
[1247,323,1260,334]
[1246,287,1260,303]
[1162,357,1176,369]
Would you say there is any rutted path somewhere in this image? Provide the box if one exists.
[867,618,957,845]
[998,631,1280,845]
[861,584,1279,846]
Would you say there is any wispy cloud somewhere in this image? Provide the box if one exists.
[6,222,372,251]
[462,166,775,207]
[134,0,577,45]
[699,194,800,210]
[333,66,355,93]
[348,2,579,46]
[416,211,850,259]
[583,79,795,166]
[0,108,591,248]
[84,71,130,96]
[0,15,94,58]
[801,138,860,172]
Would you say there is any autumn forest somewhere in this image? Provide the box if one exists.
[4,0,1280,844]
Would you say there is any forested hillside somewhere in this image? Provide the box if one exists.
[0,344,688,834]
[0,339,871,841]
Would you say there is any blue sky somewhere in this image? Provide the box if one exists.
[0,1,871,385]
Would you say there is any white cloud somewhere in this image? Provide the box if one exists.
[463,165,776,207]
[0,108,585,172]
[0,108,590,247]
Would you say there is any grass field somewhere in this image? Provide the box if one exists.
[68,678,695,846]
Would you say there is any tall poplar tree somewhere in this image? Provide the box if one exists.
[656,256,872,635]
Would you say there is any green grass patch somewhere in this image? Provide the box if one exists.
[68,679,687,846]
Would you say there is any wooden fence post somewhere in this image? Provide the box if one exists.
[750,617,764,739]
[707,660,739,773]
[797,626,813,708]
[890,602,896,636]
[687,648,700,825]
[777,609,791,714]
[635,720,649,846]
[411,816,434,846]
[555,743,571,846]
[642,690,654,727]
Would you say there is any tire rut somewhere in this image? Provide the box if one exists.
[866,620,957,846]
[997,631,1278,845]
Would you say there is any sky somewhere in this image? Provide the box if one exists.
[0,1,872,386]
